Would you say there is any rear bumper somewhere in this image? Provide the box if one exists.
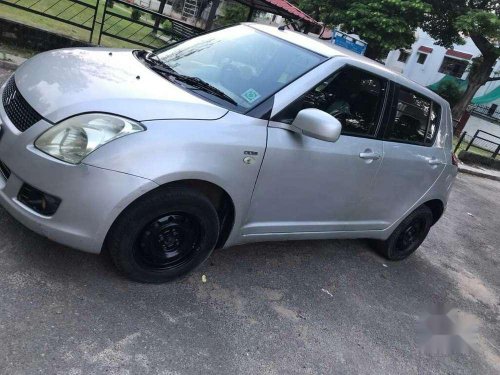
[0,99,157,254]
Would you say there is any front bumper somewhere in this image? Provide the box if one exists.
[0,91,157,254]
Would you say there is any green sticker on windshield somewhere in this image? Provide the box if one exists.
[241,88,261,103]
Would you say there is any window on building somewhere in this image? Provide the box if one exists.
[385,88,432,145]
[274,67,387,137]
[417,53,428,64]
[398,50,410,63]
[438,57,468,78]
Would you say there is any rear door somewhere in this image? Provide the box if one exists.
[363,84,446,225]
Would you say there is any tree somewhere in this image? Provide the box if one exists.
[298,0,430,60]
[297,0,330,21]
[217,1,248,26]
[422,1,499,123]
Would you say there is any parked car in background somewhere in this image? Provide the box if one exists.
[0,24,457,283]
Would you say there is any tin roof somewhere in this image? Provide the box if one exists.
[418,46,434,54]
[446,49,473,60]
[235,0,319,24]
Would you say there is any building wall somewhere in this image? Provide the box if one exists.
[385,28,500,100]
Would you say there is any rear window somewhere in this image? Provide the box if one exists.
[385,87,441,145]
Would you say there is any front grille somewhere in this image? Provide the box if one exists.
[2,76,42,132]
[0,159,10,180]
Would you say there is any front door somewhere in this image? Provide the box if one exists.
[242,67,391,236]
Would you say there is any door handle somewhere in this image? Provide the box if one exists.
[428,158,443,166]
[359,152,381,160]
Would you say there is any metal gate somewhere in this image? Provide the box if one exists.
[98,0,203,48]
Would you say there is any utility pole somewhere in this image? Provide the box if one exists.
[205,0,220,30]
[247,6,255,21]
[153,0,168,34]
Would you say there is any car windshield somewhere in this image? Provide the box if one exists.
[154,25,326,112]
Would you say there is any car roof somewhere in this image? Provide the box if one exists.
[246,23,447,107]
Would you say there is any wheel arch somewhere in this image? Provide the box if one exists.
[422,199,445,225]
[105,179,236,251]
[164,179,236,249]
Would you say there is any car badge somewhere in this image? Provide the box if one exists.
[4,89,16,106]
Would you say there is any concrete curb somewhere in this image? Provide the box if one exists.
[0,51,26,70]
[458,165,500,182]
[0,59,20,70]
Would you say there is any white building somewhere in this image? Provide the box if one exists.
[385,28,500,103]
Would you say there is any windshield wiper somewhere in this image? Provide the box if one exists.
[142,54,237,106]
[175,75,238,106]
[140,50,172,70]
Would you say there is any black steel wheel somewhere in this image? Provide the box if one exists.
[372,205,433,261]
[134,213,202,271]
[108,187,219,283]
[394,217,427,256]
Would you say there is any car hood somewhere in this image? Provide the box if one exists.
[14,48,228,123]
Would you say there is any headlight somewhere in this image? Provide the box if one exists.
[35,114,144,164]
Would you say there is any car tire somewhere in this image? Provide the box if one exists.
[107,187,220,283]
[373,205,433,261]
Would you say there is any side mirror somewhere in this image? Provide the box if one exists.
[291,108,342,143]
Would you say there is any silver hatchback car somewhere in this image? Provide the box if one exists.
[0,24,457,282]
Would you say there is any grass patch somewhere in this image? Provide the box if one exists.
[0,0,173,49]
[0,0,97,42]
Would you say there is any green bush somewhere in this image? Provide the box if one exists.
[131,9,143,21]
[430,79,463,108]
[162,20,173,32]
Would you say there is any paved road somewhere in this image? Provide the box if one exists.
[1,67,500,374]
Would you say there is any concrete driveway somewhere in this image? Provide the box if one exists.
[1,67,500,374]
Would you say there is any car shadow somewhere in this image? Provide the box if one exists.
[0,204,463,309]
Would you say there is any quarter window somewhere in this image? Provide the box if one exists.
[425,103,441,144]
[385,87,440,145]
[275,68,387,137]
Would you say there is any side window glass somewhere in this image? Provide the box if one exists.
[274,68,386,137]
[386,88,431,144]
[425,103,441,144]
